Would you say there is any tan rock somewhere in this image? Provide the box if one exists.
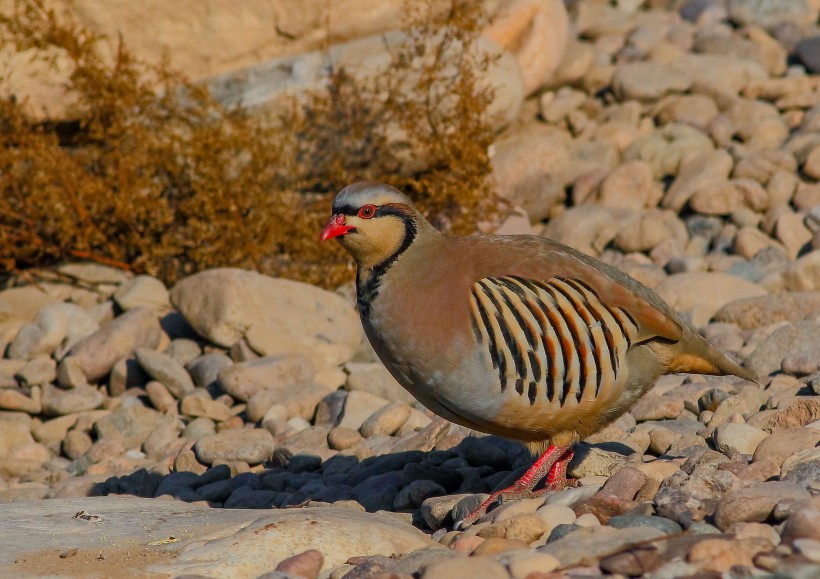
[653,94,720,131]
[0,286,60,325]
[491,125,571,222]
[767,170,799,208]
[484,0,569,95]
[359,401,411,437]
[663,150,734,212]
[327,426,362,451]
[715,292,820,329]
[748,397,820,432]
[538,525,664,568]
[733,148,798,185]
[714,482,809,531]
[669,52,768,99]
[624,123,714,179]
[690,179,769,215]
[546,39,594,88]
[246,383,330,423]
[338,391,390,431]
[713,423,768,455]
[782,496,820,543]
[345,362,415,404]
[218,355,314,402]
[733,226,787,259]
[9,0,515,119]
[543,205,634,256]
[613,213,677,253]
[470,537,530,556]
[595,160,662,211]
[803,145,820,180]
[193,428,274,465]
[506,552,561,578]
[783,250,820,291]
[69,307,162,383]
[743,25,788,76]
[171,269,361,369]
[654,272,766,328]
[275,549,323,579]
[0,388,41,415]
[613,61,692,102]
[775,210,813,259]
[539,87,586,123]
[794,183,820,212]
[688,536,772,573]
[181,394,232,422]
[424,553,509,576]
[753,428,820,466]
[478,513,548,543]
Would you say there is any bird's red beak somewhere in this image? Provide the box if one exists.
[320,214,355,241]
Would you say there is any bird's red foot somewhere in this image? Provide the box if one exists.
[454,445,575,530]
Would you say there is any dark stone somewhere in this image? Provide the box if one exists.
[782,458,820,491]
[190,464,232,489]
[796,35,820,73]
[320,455,360,479]
[287,455,323,474]
[223,487,277,508]
[459,436,511,470]
[680,0,723,22]
[401,462,464,492]
[685,215,724,243]
[484,468,520,492]
[607,514,683,535]
[230,472,262,490]
[353,471,402,511]
[698,388,731,413]
[339,555,393,579]
[186,353,232,391]
[196,479,233,502]
[159,311,200,340]
[654,487,709,527]
[451,494,490,524]
[107,468,162,497]
[314,390,347,426]
[547,523,582,543]
[343,451,424,486]
[457,468,490,494]
[153,471,200,498]
[600,545,664,576]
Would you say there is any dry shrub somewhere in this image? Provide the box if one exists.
[0,0,498,288]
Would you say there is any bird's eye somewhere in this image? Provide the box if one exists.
[357,205,377,219]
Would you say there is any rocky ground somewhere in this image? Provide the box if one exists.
[2,0,820,578]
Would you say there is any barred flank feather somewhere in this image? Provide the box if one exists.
[469,276,637,407]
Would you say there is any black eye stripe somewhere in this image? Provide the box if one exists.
[333,204,359,216]
[332,203,414,219]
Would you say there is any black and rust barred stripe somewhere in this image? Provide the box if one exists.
[469,276,637,406]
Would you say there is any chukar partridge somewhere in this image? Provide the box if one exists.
[321,181,755,527]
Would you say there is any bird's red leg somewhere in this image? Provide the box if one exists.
[546,448,573,488]
[454,445,573,529]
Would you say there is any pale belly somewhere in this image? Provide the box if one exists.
[363,313,644,443]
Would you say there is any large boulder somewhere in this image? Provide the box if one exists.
[0,497,437,577]
[170,269,361,369]
[2,0,566,122]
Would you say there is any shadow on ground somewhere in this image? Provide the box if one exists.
[92,434,634,530]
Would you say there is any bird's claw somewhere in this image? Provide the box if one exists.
[452,494,505,530]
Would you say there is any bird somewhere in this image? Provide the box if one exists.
[320,181,756,528]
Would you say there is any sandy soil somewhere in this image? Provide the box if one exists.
[6,545,176,578]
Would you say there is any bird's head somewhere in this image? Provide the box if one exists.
[320,182,425,269]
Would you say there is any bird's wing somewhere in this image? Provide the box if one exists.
[461,235,684,347]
